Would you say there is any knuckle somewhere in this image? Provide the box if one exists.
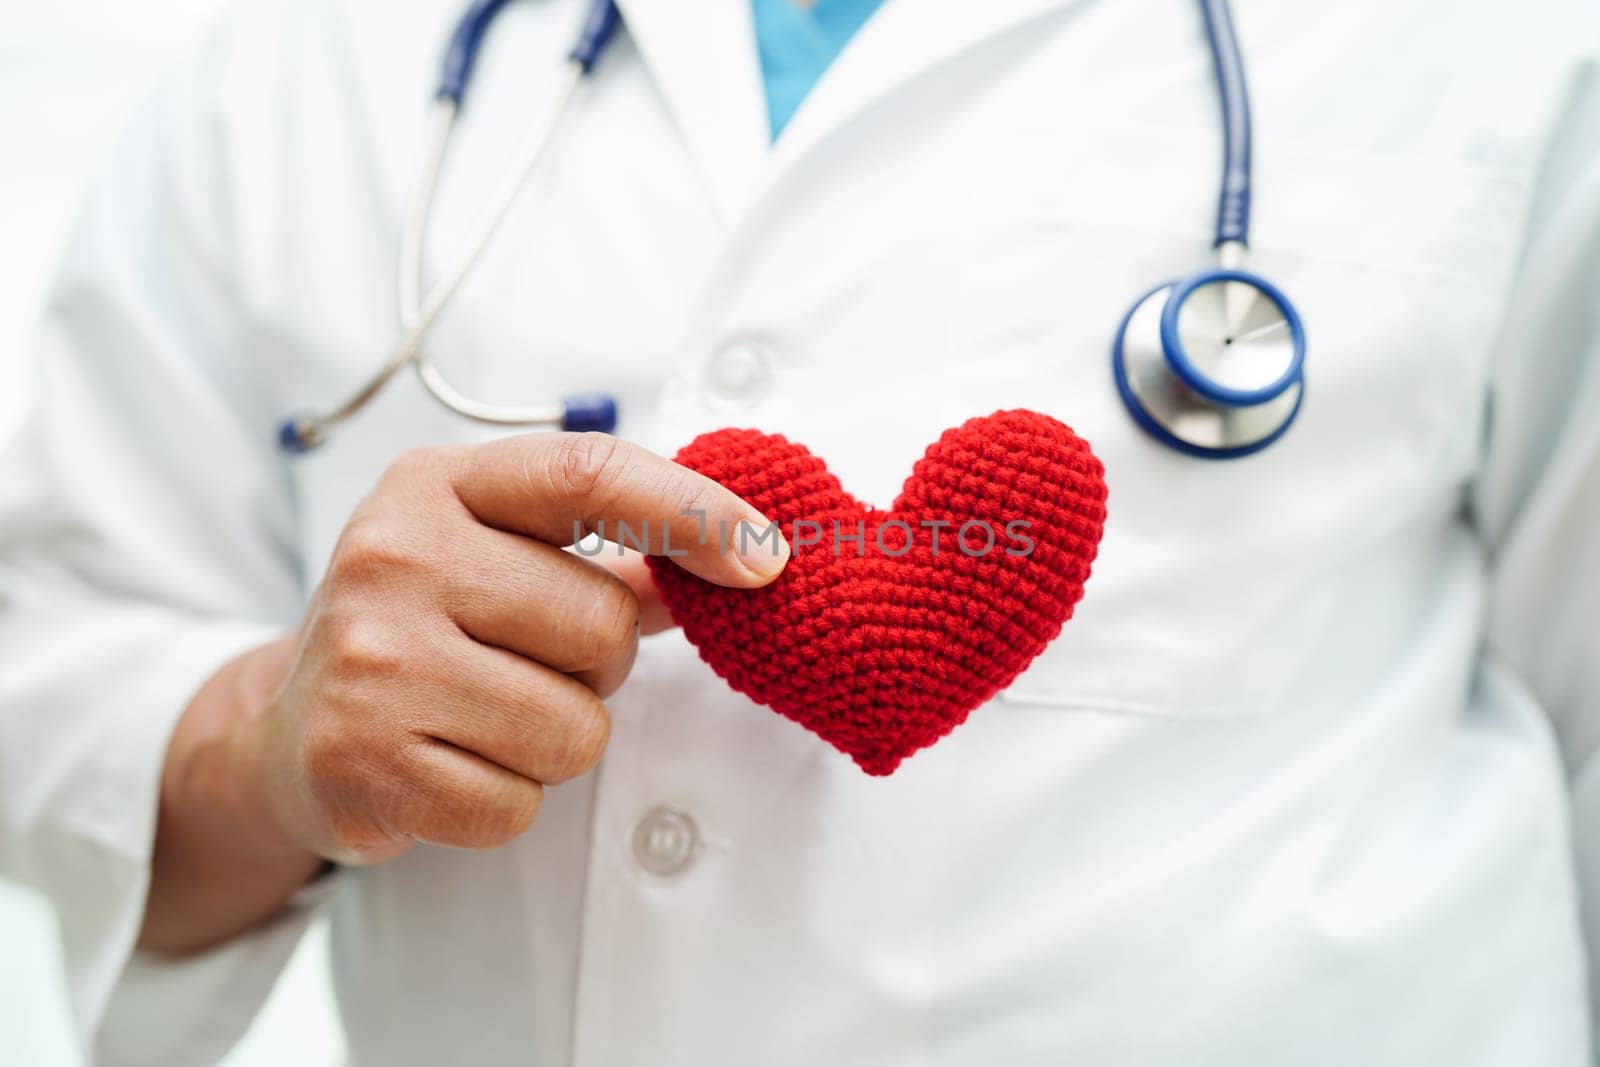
[302,726,397,855]
[431,776,541,851]
[552,432,623,506]
[598,575,642,641]
[330,519,426,585]
[468,786,543,849]
[545,696,612,783]
[325,805,393,858]
[301,714,383,791]
[322,614,408,682]
[388,745,543,851]
[301,718,353,788]
[572,575,640,668]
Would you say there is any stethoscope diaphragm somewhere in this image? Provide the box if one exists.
[1112,267,1305,459]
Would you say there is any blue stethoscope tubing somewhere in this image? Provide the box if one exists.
[278,0,623,453]
[1111,0,1307,459]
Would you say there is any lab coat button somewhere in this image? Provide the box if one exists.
[705,338,774,410]
[631,806,699,876]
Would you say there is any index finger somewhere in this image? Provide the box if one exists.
[448,432,788,588]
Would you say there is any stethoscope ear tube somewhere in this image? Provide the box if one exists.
[568,0,621,72]
[440,0,619,102]
[436,0,518,106]
[281,0,623,454]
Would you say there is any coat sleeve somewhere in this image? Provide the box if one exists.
[1474,56,1600,1016]
[0,4,336,1062]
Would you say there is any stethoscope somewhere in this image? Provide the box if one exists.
[281,0,1305,460]
[1111,0,1306,458]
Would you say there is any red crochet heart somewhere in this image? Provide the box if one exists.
[647,410,1107,775]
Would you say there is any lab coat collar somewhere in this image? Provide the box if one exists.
[612,0,771,224]
[768,0,1085,171]
[615,0,1085,223]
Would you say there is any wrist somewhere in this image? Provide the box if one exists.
[142,633,325,954]
[165,633,318,866]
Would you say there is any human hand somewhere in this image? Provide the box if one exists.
[244,433,787,864]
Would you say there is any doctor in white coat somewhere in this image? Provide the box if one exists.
[2,0,1600,1063]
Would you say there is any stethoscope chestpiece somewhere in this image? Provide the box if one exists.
[1107,0,1309,460]
[1112,266,1305,460]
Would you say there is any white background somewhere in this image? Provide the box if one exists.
[0,1,344,1063]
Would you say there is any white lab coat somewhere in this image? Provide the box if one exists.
[2,0,1599,1062]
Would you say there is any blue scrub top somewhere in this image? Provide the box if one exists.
[750,0,887,138]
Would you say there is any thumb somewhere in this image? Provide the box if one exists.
[592,549,677,636]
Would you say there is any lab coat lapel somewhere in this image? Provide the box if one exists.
[767,0,1088,171]
[616,0,1090,225]
[613,0,772,223]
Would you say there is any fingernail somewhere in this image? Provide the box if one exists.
[734,516,790,580]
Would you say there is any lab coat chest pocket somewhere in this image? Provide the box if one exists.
[940,126,1527,719]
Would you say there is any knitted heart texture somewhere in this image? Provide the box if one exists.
[646,409,1108,776]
